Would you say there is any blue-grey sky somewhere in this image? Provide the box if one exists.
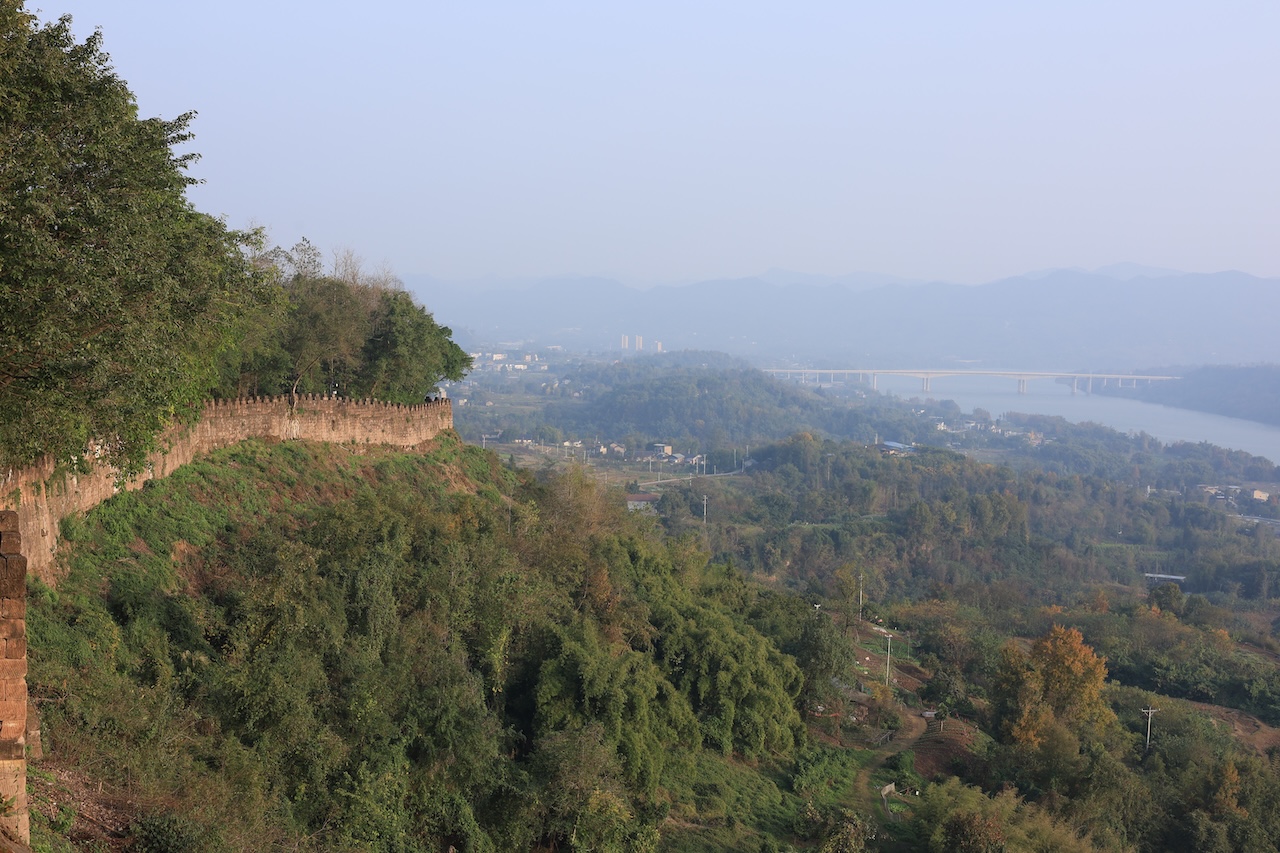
[36,1,1280,284]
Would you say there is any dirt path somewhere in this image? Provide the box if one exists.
[848,703,928,821]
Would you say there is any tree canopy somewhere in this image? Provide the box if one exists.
[214,239,471,403]
[0,7,275,471]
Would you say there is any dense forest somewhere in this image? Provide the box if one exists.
[211,239,470,405]
[31,437,816,850]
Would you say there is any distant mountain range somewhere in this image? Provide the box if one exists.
[403,267,1276,370]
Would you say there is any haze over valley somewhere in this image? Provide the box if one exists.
[410,266,1278,370]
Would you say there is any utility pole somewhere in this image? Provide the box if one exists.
[1142,707,1159,750]
[885,636,892,686]
[702,495,708,526]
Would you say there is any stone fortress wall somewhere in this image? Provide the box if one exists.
[2,395,453,583]
[0,395,452,844]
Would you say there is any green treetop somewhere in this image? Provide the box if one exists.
[0,5,274,471]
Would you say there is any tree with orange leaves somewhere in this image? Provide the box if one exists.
[992,625,1115,748]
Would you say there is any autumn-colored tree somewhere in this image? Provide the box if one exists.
[1210,759,1247,819]
[992,626,1114,748]
[1032,625,1113,737]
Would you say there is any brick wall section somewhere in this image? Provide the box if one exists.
[0,396,450,846]
[1,395,452,584]
[0,512,27,843]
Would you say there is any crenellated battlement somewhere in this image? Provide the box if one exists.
[205,394,451,413]
[1,395,452,583]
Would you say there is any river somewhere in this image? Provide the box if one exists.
[867,374,1280,464]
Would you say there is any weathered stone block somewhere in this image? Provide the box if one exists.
[0,530,20,555]
[0,701,24,725]
[0,680,27,704]
[0,560,24,599]
[24,700,41,761]
[0,513,17,533]
[0,755,28,843]
[0,620,23,640]
[3,639,24,660]
[0,599,24,620]
[0,660,25,681]
[0,553,24,578]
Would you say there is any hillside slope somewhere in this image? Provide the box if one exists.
[26,435,823,851]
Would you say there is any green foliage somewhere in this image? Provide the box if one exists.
[908,777,1101,852]
[215,246,471,402]
[0,10,274,471]
[883,749,922,791]
[660,749,799,851]
[130,813,219,853]
[457,353,932,451]
[790,745,866,798]
[650,592,805,756]
[360,289,471,402]
[28,438,824,850]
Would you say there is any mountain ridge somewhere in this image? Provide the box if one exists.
[408,268,1280,370]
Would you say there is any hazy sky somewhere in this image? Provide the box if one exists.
[36,1,1280,284]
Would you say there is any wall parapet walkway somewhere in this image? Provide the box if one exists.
[0,395,451,845]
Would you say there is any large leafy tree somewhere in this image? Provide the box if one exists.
[214,237,471,403]
[993,625,1114,749]
[0,6,273,471]
[358,289,470,403]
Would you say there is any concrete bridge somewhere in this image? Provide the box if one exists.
[763,368,1180,395]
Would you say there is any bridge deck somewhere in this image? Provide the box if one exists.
[764,368,1179,394]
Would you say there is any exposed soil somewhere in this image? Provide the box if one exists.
[27,760,132,850]
[911,720,978,781]
[1188,701,1280,756]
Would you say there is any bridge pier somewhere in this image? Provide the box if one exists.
[921,376,931,393]
[1017,378,1028,395]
